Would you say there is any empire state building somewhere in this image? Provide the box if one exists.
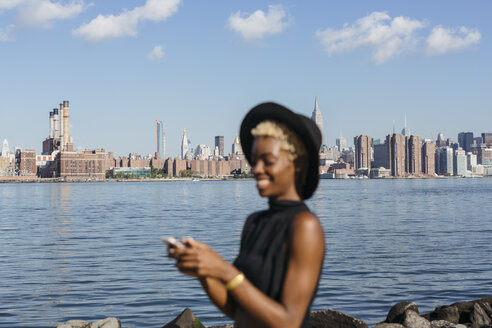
[311,97,323,142]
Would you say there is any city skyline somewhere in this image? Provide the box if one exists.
[1,1,491,157]
[1,98,490,179]
[0,97,490,159]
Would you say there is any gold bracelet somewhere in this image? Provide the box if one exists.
[225,273,245,291]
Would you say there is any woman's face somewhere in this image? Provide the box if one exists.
[251,136,299,201]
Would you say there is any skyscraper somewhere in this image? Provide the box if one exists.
[181,129,189,160]
[354,135,372,171]
[336,137,347,152]
[421,141,435,176]
[406,135,422,175]
[438,147,454,175]
[458,132,473,152]
[215,136,224,157]
[232,136,243,159]
[436,133,446,147]
[1,139,9,157]
[454,149,467,176]
[386,133,405,177]
[311,97,323,142]
[481,133,492,146]
[401,113,410,136]
[156,120,165,158]
[373,143,388,169]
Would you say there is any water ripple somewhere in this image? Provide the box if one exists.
[0,179,491,327]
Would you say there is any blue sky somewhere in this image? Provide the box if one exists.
[1,0,491,157]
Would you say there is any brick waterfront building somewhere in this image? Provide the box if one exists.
[354,135,372,171]
[387,133,406,177]
[19,150,37,176]
[422,141,436,176]
[42,150,106,179]
[405,135,422,175]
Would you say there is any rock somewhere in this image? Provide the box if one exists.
[430,306,460,324]
[470,303,492,326]
[55,318,120,328]
[403,310,431,328]
[450,298,492,324]
[309,308,368,328]
[56,320,89,328]
[89,318,121,328]
[373,323,405,328]
[386,302,420,324]
[480,302,492,319]
[430,320,454,328]
[162,308,205,328]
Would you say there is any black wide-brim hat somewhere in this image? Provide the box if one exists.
[240,102,322,200]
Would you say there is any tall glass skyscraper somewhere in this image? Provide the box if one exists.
[181,129,189,159]
[156,120,165,158]
[311,97,323,143]
[215,136,224,157]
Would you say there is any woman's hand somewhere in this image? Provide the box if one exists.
[168,238,234,281]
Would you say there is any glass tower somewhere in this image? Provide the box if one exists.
[156,120,165,158]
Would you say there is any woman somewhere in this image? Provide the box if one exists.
[169,102,325,328]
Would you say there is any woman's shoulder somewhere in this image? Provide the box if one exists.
[293,209,319,223]
[291,211,324,245]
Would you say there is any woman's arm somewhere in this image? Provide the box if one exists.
[172,211,324,328]
[169,214,256,318]
[198,277,236,317]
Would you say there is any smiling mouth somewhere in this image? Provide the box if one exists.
[256,178,270,189]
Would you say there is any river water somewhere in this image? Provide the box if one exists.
[0,179,491,327]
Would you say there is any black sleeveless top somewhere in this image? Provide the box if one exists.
[233,199,320,328]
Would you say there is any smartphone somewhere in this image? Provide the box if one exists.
[161,236,185,249]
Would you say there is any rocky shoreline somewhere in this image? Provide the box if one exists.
[55,297,492,328]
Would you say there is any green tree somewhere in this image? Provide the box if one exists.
[179,169,200,177]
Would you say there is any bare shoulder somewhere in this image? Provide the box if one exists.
[293,211,323,234]
[290,211,325,251]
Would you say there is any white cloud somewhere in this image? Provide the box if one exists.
[0,0,88,29]
[426,26,481,56]
[316,11,481,64]
[0,24,15,41]
[0,0,24,10]
[16,0,87,28]
[73,0,181,43]
[228,4,291,41]
[316,11,427,64]
[148,45,165,60]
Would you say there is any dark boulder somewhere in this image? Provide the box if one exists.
[470,303,492,327]
[429,306,460,324]
[162,308,205,328]
[309,309,368,328]
[480,302,492,318]
[422,297,492,325]
[450,297,492,324]
[385,302,419,324]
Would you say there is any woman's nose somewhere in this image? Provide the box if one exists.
[252,161,263,175]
